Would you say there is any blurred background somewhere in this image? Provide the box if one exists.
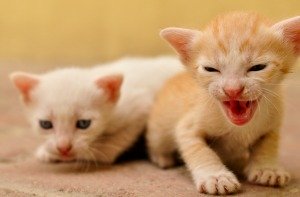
[0,0,299,123]
[0,0,299,66]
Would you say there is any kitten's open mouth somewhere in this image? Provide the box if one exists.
[222,100,258,126]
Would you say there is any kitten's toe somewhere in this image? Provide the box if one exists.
[197,172,241,195]
[35,147,59,163]
[149,152,175,169]
[247,167,290,187]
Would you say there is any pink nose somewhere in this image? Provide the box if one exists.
[223,87,244,99]
[57,145,72,155]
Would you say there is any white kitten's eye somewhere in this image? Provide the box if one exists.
[76,119,91,130]
[248,64,267,72]
[39,120,53,129]
[203,66,220,73]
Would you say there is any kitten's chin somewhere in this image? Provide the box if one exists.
[221,100,258,126]
[60,156,76,162]
[56,152,76,162]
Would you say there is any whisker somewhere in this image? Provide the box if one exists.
[89,146,111,164]
[86,148,99,168]
[262,94,279,113]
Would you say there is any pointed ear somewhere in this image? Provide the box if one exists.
[10,72,40,104]
[95,74,123,103]
[272,16,300,55]
[160,27,200,62]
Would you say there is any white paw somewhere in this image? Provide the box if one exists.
[196,171,241,195]
[35,147,59,163]
[247,167,290,187]
[149,152,175,168]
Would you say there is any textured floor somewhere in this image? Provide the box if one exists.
[0,63,300,196]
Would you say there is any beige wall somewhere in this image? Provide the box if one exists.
[0,0,299,66]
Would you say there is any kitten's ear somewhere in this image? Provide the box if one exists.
[272,16,300,55]
[9,72,40,104]
[95,74,123,103]
[160,27,200,62]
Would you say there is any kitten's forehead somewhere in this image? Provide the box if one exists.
[195,12,286,68]
[206,12,266,38]
[33,68,102,108]
[41,68,92,88]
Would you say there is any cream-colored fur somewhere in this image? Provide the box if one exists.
[147,12,300,195]
[10,56,183,164]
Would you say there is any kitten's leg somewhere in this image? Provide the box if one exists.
[91,125,143,164]
[175,113,241,195]
[244,131,290,187]
[146,121,176,168]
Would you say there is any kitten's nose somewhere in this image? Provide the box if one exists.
[223,87,244,99]
[57,144,72,155]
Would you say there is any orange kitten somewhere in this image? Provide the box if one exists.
[147,12,300,195]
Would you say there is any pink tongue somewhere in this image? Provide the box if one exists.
[229,100,247,115]
[223,100,256,125]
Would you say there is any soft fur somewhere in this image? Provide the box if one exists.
[147,12,300,195]
[10,56,183,164]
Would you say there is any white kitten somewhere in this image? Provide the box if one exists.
[10,56,183,163]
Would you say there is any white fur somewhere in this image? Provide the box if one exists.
[17,56,183,163]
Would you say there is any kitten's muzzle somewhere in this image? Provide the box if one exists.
[57,144,73,156]
[223,86,244,100]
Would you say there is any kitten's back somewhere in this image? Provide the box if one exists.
[92,56,183,92]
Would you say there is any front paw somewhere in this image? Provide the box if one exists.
[195,170,241,195]
[149,152,176,169]
[246,166,290,187]
[35,147,60,163]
